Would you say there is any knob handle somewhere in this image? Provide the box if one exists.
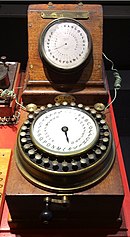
[1,56,9,70]
[40,202,53,224]
[1,56,6,64]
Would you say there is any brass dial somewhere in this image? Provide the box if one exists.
[15,103,115,193]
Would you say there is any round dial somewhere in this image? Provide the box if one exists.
[31,106,99,156]
[16,103,115,192]
[39,18,92,71]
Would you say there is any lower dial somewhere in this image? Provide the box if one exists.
[31,106,99,156]
[15,103,115,192]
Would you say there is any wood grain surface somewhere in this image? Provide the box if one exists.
[22,4,108,105]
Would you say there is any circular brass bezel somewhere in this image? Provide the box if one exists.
[15,131,115,193]
[15,103,115,193]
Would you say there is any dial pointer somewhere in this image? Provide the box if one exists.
[53,43,68,51]
[61,126,69,143]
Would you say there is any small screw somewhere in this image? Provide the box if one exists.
[48,2,53,6]
[30,64,33,69]
[78,2,83,6]
[26,103,37,113]
[94,103,105,112]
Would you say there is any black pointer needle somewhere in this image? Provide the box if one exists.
[61,126,69,143]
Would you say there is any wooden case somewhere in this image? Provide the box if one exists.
[5,3,124,232]
[22,3,108,106]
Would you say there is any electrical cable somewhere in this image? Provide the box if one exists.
[102,52,122,110]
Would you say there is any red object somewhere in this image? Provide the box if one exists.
[109,103,130,237]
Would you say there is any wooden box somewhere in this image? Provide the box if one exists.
[5,4,124,231]
[22,3,108,106]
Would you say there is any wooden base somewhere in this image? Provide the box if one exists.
[22,72,108,106]
[5,154,124,229]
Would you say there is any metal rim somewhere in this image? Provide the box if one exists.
[15,140,115,193]
[15,103,115,193]
[38,17,92,72]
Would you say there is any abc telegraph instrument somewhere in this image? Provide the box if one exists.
[5,3,124,230]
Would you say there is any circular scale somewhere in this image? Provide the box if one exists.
[15,102,115,193]
[39,18,92,86]
[39,18,92,72]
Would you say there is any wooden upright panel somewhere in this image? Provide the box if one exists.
[22,3,108,106]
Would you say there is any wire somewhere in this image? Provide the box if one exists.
[0,88,27,111]
[102,52,117,72]
[15,99,27,111]
[103,52,122,110]
[105,88,117,110]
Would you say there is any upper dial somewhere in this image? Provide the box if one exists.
[39,18,92,71]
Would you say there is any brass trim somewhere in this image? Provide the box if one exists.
[15,130,115,193]
[41,11,89,19]
[54,94,76,104]
[44,196,70,205]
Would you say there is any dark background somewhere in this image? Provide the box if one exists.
[0,1,130,187]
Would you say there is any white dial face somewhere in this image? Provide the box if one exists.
[31,107,98,156]
[42,19,90,70]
